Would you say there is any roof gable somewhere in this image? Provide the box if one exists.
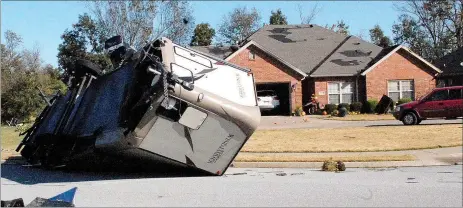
[225,40,307,78]
[242,24,348,73]
[360,45,441,76]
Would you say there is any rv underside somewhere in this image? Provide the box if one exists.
[16,37,260,176]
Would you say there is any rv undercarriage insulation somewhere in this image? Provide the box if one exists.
[16,37,261,176]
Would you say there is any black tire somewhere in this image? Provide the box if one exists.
[402,112,417,125]
[307,107,315,115]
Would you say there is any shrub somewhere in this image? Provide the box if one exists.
[362,99,378,114]
[338,107,348,117]
[331,109,339,116]
[294,106,304,116]
[337,103,350,111]
[397,98,412,105]
[324,104,337,114]
[350,102,363,112]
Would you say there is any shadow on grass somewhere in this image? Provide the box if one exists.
[1,155,213,185]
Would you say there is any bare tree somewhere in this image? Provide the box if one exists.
[218,6,261,45]
[21,43,43,72]
[88,0,194,48]
[296,3,321,24]
[393,0,462,59]
[3,30,23,72]
[155,1,195,45]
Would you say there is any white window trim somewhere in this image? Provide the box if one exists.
[248,51,256,60]
[387,80,415,100]
[327,82,354,104]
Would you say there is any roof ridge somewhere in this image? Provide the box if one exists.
[308,35,353,76]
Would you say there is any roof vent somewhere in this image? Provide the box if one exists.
[353,42,360,45]
[317,38,325,40]
[309,24,314,28]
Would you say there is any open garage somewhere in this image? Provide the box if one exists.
[256,82,291,116]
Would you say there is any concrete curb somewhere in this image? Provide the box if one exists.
[232,161,462,169]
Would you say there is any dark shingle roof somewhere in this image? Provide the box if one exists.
[189,46,235,59]
[434,47,463,76]
[196,24,389,77]
[310,36,383,77]
[244,24,348,74]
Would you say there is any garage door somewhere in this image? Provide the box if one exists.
[256,83,291,116]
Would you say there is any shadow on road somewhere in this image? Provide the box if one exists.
[1,156,212,185]
[366,122,462,127]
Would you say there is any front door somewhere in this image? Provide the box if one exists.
[416,89,449,118]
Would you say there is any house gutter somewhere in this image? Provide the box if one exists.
[309,74,356,77]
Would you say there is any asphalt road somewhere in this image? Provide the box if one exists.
[1,164,462,207]
[258,116,462,130]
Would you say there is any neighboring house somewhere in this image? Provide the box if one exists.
[190,24,441,115]
[433,47,463,87]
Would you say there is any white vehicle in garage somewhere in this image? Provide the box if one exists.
[257,90,280,110]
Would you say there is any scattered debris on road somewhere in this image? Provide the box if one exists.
[322,160,346,172]
[1,187,76,207]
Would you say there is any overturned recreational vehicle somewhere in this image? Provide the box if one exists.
[16,36,261,175]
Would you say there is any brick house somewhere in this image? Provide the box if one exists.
[191,24,441,114]
[434,47,463,87]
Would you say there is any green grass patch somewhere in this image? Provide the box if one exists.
[1,126,24,150]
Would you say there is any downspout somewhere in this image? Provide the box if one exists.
[355,70,361,102]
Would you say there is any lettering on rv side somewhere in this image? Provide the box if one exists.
[207,134,234,164]
[235,73,246,98]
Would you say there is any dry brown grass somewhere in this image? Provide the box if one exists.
[242,124,463,153]
[323,114,395,121]
[234,154,416,162]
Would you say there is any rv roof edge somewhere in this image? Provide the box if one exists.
[185,45,251,73]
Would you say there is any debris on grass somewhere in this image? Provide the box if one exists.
[322,159,346,172]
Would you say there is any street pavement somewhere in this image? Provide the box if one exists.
[258,116,462,130]
[1,164,462,207]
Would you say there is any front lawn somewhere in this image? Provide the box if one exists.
[1,126,24,151]
[241,124,462,153]
[234,154,415,162]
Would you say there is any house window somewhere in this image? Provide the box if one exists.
[248,51,256,60]
[328,82,354,104]
[388,80,414,102]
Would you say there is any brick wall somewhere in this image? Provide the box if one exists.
[365,49,437,102]
[310,77,358,106]
[228,45,303,111]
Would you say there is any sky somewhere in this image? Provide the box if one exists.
[1,1,401,68]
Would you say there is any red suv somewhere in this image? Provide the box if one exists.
[393,86,463,125]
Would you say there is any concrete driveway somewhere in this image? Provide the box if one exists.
[258,115,462,130]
